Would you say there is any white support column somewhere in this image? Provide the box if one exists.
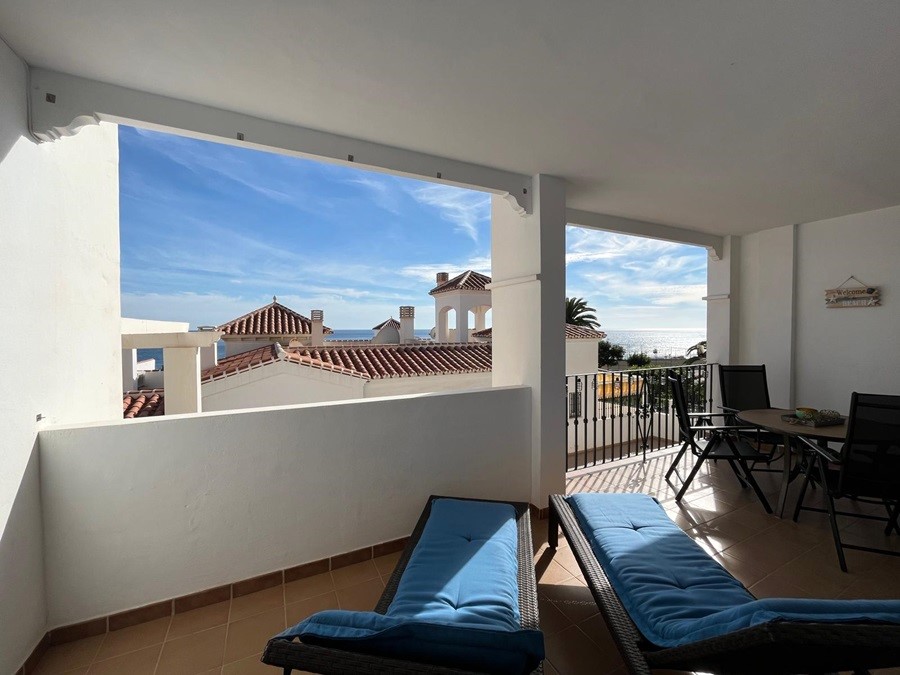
[122,348,138,391]
[436,307,448,343]
[706,235,741,368]
[474,308,487,332]
[200,344,218,370]
[455,299,468,343]
[162,348,201,414]
[491,175,566,508]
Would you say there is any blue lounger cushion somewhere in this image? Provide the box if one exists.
[278,498,544,674]
[567,492,900,648]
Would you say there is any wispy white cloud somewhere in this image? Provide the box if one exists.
[343,175,402,214]
[405,184,490,243]
[399,256,492,284]
[565,226,708,330]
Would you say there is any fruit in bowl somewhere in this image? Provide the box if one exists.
[795,407,818,420]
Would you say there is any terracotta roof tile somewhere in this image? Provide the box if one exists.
[471,327,493,338]
[217,300,333,336]
[201,342,493,382]
[372,318,401,331]
[565,324,607,340]
[201,344,284,381]
[429,270,492,295]
[123,390,165,418]
[289,343,492,379]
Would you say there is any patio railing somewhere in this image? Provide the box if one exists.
[565,363,715,471]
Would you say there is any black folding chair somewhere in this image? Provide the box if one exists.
[665,370,773,512]
[719,364,786,471]
[793,392,900,572]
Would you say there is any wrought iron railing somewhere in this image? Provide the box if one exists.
[565,363,715,471]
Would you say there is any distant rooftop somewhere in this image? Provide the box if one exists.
[564,324,607,340]
[372,317,401,331]
[217,297,333,336]
[429,270,491,295]
[202,342,492,382]
[122,390,165,418]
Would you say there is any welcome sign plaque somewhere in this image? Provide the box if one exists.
[825,280,881,308]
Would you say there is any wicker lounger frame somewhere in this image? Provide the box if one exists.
[262,495,542,675]
[548,494,900,675]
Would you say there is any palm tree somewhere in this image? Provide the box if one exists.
[565,297,600,329]
[682,340,707,365]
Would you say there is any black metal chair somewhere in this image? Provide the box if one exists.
[793,392,900,572]
[665,369,773,512]
[718,364,785,470]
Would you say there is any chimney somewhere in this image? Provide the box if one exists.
[436,272,449,284]
[399,306,415,343]
[310,309,324,346]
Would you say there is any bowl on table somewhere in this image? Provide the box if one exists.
[795,407,818,421]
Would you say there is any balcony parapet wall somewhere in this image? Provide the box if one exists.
[37,387,531,628]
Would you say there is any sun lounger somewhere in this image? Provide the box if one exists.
[262,495,544,674]
[549,492,900,675]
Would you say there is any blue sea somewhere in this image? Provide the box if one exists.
[136,328,704,369]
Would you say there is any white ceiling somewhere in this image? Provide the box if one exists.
[2,0,900,235]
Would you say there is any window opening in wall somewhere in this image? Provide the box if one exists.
[118,125,492,415]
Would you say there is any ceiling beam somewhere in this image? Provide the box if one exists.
[566,208,723,260]
[28,68,532,214]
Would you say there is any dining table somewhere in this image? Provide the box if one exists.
[735,408,847,518]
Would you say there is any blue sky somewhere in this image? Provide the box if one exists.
[120,126,707,331]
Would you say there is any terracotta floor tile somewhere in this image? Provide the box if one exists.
[373,551,402,578]
[31,635,105,675]
[712,552,769,589]
[542,659,561,675]
[284,572,334,604]
[156,625,227,675]
[776,544,872,597]
[336,577,385,611]
[549,543,586,578]
[536,557,576,585]
[576,613,626,672]
[716,502,781,532]
[229,586,284,622]
[686,517,763,554]
[537,596,573,637]
[221,652,271,674]
[94,616,170,662]
[224,606,285,665]
[749,572,815,599]
[724,528,814,572]
[545,625,617,675]
[541,578,598,625]
[88,644,161,675]
[330,560,380,590]
[285,591,340,625]
[168,601,230,640]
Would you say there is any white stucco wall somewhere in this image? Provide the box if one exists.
[737,224,796,407]
[0,43,120,673]
[565,339,599,376]
[39,387,532,626]
[734,206,900,412]
[202,361,366,411]
[793,206,900,411]
[364,372,492,397]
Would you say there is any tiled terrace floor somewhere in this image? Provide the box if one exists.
[29,447,900,675]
